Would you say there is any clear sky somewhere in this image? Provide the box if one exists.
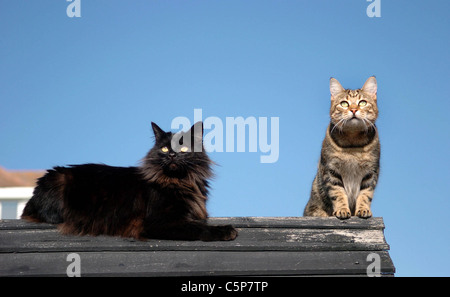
[1,0,449,277]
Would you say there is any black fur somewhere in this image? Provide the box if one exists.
[22,122,238,241]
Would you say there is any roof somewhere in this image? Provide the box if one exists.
[0,217,395,276]
[0,167,44,187]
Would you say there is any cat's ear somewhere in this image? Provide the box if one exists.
[189,122,203,153]
[362,76,377,97]
[190,121,204,141]
[151,122,165,141]
[330,77,345,98]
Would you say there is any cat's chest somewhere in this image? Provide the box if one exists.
[340,160,362,193]
[333,156,369,204]
[332,151,373,177]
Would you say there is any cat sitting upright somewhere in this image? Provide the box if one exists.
[22,122,238,241]
[303,77,381,219]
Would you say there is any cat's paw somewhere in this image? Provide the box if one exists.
[333,208,351,220]
[202,225,238,241]
[220,225,238,241]
[356,208,372,219]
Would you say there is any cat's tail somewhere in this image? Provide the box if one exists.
[21,167,67,224]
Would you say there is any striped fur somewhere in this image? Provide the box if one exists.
[304,77,380,219]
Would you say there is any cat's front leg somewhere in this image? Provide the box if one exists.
[355,189,373,218]
[329,186,351,219]
[355,171,378,218]
[142,220,238,241]
[200,225,238,241]
[323,168,351,219]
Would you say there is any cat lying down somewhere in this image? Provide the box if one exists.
[22,122,238,241]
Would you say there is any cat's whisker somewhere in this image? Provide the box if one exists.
[360,117,368,132]
[363,118,376,132]
[340,118,350,134]
[364,118,371,132]
[331,118,346,134]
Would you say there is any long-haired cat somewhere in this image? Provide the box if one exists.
[303,76,380,219]
[22,122,238,241]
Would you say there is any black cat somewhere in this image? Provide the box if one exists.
[21,122,238,241]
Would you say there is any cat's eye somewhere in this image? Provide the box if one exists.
[180,146,189,153]
[340,101,349,108]
[161,147,169,153]
[359,100,367,107]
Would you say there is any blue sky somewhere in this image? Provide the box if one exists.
[1,0,449,276]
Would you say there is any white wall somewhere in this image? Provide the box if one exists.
[0,187,34,219]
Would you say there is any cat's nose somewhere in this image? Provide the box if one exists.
[169,152,176,158]
[350,109,358,115]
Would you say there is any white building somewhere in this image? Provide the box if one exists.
[0,187,34,219]
[0,167,43,219]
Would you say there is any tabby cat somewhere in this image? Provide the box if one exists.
[22,122,238,241]
[303,76,380,219]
